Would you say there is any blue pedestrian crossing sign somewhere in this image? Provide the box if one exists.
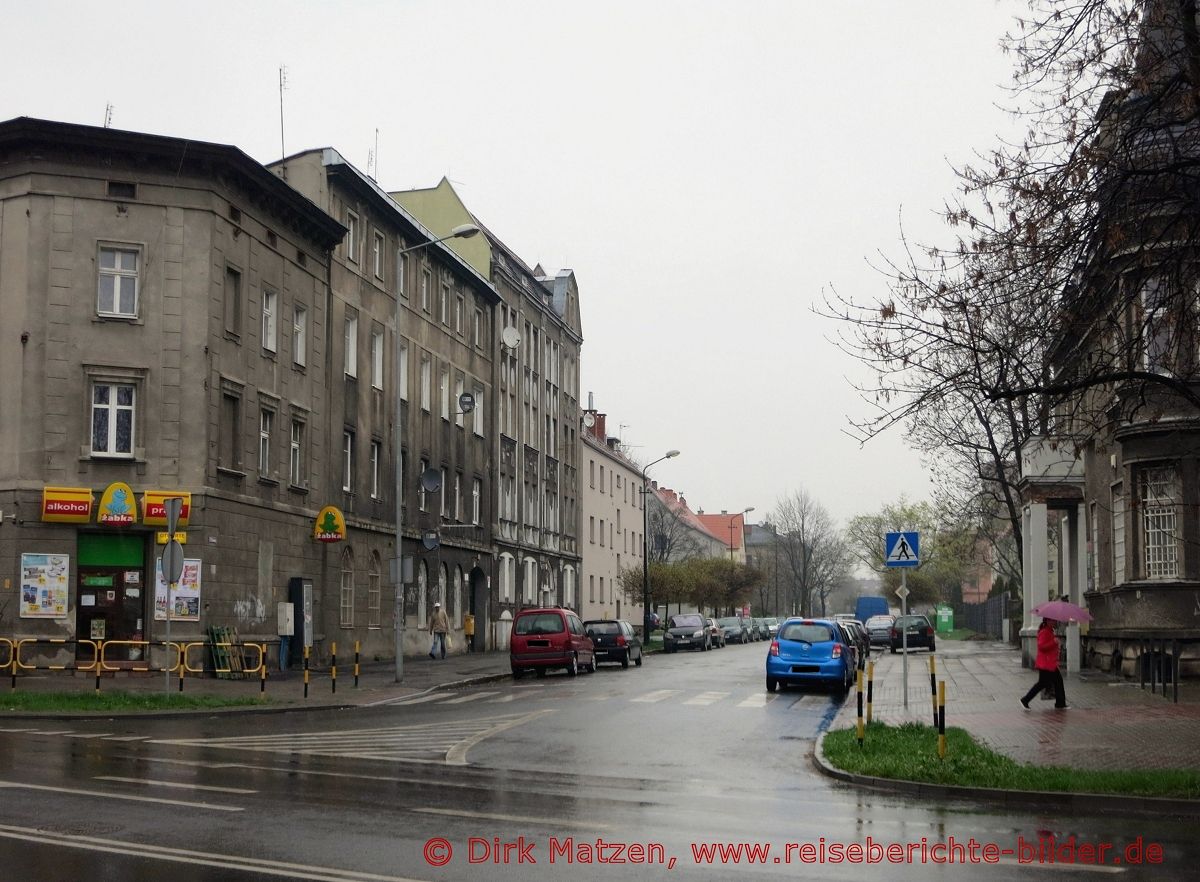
[885,532,920,567]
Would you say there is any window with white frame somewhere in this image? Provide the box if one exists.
[524,558,537,603]
[1140,277,1172,373]
[289,419,305,486]
[258,409,273,475]
[97,245,139,317]
[396,250,408,298]
[472,385,484,437]
[440,282,450,325]
[472,478,481,525]
[454,472,462,521]
[420,355,431,411]
[440,467,448,518]
[344,315,358,377]
[473,308,483,347]
[371,330,384,390]
[499,553,514,602]
[340,548,355,628]
[345,211,359,263]
[262,288,277,352]
[373,231,385,279]
[455,295,465,335]
[398,341,409,401]
[419,459,429,512]
[90,381,136,457]
[440,368,450,420]
[455,375,465,427]
[1140,465,1179,579]
[368,553,382,628]
[342,430,354,492]
[292,304,307,367]
[370,440,382,499]
[421,267,431,312]
[1112,483,1125,585]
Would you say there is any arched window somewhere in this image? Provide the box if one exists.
[417,560,428,624]
[562,565,575,609]
[498,553,514,603]
[523,557,537,604]
[453,565,465,627]
[438,563,448,612]
[340,547,355,628]
[368,551,382,628]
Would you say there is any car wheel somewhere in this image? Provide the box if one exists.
[634,650,643,667]
[890,646,897,654]
[621,653,630,669]
[511,667,524,680]
[766,676,778,693]
[587,654,598,674]
[536,668,547,678]
[566,654,579,677]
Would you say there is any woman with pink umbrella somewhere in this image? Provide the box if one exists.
[1020,616,1070,710]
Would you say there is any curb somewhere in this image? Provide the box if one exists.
[812,732,1200,820]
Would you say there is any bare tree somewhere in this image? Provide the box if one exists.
[770,489,848,617]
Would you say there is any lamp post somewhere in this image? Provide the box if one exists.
[393,223,481,682]
[729,507,755,562]
[641,449,680,642]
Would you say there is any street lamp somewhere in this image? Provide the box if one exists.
[394,222,481,682]
[729,507,755,562]
[642,449,680,641]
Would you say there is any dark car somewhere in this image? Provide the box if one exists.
[865,614,895,648]
[717,615,753,644]
[764,617,780,638]
[510,607,596,678]
[706,618,727,648]
[844,619,870,665]
[663,613,711,652]
[752,618,771,641]
[765,618,855,694]
[584,619,644,668]
[889,614,936,653]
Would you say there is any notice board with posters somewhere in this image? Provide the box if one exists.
[154,557,201,621]
[20,553,70,618]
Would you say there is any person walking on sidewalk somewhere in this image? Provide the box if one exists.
[1021,618,1069,709]
[428,601,451,659]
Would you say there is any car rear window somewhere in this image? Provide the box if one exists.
[514,613,565,636]
[779,622,835,643]
[896,616,929,628]
[866,616,893,627]
[669,614,704,629]
[586,622,620,635]
[717,617,741,627]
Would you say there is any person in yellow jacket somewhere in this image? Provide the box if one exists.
[428,601,451,659]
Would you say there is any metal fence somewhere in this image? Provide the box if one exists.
[953,593,1010,641]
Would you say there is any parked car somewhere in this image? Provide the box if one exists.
[647,611,663,630]
[763,617,780,637]
[705,618,727,648]
[765,618,855,695]
[717,615,753,644]
[865,614,895,648]
[584,619,644,668]
[835,621,861,671]
[889,614,936,653]
[752,618,771,641]
[510,607,596,678]
[663,613,711,652]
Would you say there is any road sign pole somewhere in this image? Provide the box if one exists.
[901,569,908,710]
[162,497,184,694]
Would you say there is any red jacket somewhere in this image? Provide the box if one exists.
[1035,625,1059,671]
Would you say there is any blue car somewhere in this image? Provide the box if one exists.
[765,618,855,695]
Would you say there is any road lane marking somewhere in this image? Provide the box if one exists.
[683,691,729,706]
[486,693,517,702]
[95,776,258,794]
[66,733,114,739]
[0,779,243,811]
[0,822,427,881]
[414,807,609,830]
[631,689,680,703]
[379,693,451,706]
[442,691,499,704]
[104,735,152,741]
[737,694,777,707]
[445,710,553,765]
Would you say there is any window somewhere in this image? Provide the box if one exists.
[473,308,483,347]
[440,282,450,325]
[399,341,410,401]
[1141,277,1171,373]
[590,517,595,543]
[600,519,605,547]
[420,356,431,411]
[421,267,431,312]
[600,466,605,493]
[107,180,136,199]
[419,459,429,512]
[344,315,358,377]
[340,549,354,628]
[368,553,382,628]
[1088,501,1098,593]
[1140,466,1179,579]
[373,231,385,279]
[219,390,241,471]
[370,441,382,499]
[289,420,305,486]
[472,385,485,437]
[345,211,359,263]
[440,467,448,518]
[396,250,408,298]
[440,368,450,420]
[371,330,384,390]
[97,246,139,317]
[589,574,595,603]
[455,376,465,427]
[262,288,277,353]
[224,266,242,336]
[292,304,307,367]
[472,478,482,525]
[342,430,354,492]
[1112,483,1125,585]
[91,381,136,457]
[258,409,273,474]
[454,471,462,521]
[455,296,465,335]
[589,461,595,488]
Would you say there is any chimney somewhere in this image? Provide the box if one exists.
[594,412,607,440]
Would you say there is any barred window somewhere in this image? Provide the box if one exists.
[340,548,355,628]
[1140,466,1179,579]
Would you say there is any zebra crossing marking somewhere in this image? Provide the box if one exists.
[682,691,729,706]
[631,689,681,703]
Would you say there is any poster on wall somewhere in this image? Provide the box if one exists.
[20,553,69,618]
[154,558,201,621]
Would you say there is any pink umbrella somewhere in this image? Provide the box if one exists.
[1033,599,1092,623]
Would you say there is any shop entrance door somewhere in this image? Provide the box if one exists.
[76,534,147,663]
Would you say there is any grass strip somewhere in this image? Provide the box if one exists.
[823,721,1200,799]
[0,690,266,712]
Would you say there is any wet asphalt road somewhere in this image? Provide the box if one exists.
[0,641,1196,880]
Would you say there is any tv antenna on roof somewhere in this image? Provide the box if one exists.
[278,65,288,161]
[103,104,113,128]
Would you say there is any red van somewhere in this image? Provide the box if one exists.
[510,607,596,678]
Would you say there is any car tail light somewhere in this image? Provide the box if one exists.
[891,628,898,638]
[616,635,626,647]
[769,640,779,656]
[832,644,843,659]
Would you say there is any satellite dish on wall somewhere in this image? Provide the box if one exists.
[458,392,475,413]
[420,468,442,492]
[501,326,521,350]
[582,412,596,428]
[422,531,440,550]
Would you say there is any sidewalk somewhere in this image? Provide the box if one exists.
[829,639,1200,771]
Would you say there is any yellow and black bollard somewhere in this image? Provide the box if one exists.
[354,640,360,689]
[929,654,938,727]
[866,660,875,725]
[856,668,865,747]
[331,641,337,694]
[303,645,310,698]
[937,680,947,759]
[260,643,267,698]
[178,655,185,693]
[95,641,102,694]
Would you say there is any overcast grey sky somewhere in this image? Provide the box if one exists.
[4,0,1020,526]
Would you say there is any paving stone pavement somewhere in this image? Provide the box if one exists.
[831,639,1200,771]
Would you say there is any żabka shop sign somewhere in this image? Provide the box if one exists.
[97,482,138,526]
[41,487,94,523]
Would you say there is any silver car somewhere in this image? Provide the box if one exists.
[865,614,895,648]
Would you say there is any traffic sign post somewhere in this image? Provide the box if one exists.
[886,532,919,709]
[161,497,184,693]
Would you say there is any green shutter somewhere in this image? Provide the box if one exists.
[78,533,145,567]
